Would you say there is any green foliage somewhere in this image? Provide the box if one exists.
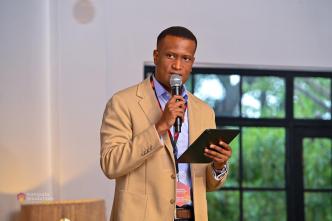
[294,77,331,119]
[194,74,240,117]
[305,193,332,221]
[302,138,332,221]
[242,76,285,118]
[242,127,285,188]
[243,192,286,221]
[224,135,240,187]
[195,75,332,221]
[303,138,332,189]
[207,191,239,221]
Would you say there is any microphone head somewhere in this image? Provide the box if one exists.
[170,74,182,87]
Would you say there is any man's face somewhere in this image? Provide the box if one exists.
[153,35,196,92]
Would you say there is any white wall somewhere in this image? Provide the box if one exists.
[0,1,52,220]
[54,0,112,205]
[1,0,331,220]
[108,0,332,96]
[106,0,332,96]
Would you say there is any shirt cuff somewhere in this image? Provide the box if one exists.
[212,163,228,180]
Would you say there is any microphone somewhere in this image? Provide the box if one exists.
[170,74,183,133]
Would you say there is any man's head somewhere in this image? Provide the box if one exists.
[156,26,197,52]
[153,26,197,92]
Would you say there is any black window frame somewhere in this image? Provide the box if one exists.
[144,64,332,221]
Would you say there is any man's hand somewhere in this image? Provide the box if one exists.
[155,95,185,136]
[204,140,232,169]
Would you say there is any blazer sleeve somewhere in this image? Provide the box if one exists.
[205,109,229,191]
[100,94,164,179]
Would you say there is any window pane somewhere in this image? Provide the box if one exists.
[303,138,332,189]
[243,191,286,221]
[223,131,240,187]
[207,191,239,221]
[242,76,285,118]
[305,192,332,221]
[194,74,240,117]
[243,127,285,188]
[294,77,331,120]
[184,75,193,92]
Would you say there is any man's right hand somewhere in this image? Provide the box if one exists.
[155,95,186,136]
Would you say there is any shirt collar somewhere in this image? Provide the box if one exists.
[152,75,188,101]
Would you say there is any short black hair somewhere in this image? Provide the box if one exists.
[157,26,197,49]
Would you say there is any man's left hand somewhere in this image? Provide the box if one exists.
[204,141,232,169]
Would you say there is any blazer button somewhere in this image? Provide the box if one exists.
[170,199,175,204]
[171,174,176,179]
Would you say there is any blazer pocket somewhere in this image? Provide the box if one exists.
[116,190,147,221]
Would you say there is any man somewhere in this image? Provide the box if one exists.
[100,26,232,221]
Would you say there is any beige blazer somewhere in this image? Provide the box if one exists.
[100,77,228,221]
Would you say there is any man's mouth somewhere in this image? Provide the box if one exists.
[170,72,181,76]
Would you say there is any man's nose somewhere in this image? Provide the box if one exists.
[172,59,182,70]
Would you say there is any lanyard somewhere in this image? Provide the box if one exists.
[150,76,187,174]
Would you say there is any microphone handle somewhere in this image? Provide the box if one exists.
[175,116,182,133]
[172,86,182,133]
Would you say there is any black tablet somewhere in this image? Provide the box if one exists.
[177,128,240,163]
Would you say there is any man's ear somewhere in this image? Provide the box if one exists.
[153,50,158,65]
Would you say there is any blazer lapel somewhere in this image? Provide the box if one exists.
[137,78,175,163]
[187,93,206,177]
[137,78,161,124]
[187,93,201,146]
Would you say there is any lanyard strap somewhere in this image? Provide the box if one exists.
[150,76,187,174]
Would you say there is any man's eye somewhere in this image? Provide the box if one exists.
[166,54,175,59]
[183,57,192,62]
